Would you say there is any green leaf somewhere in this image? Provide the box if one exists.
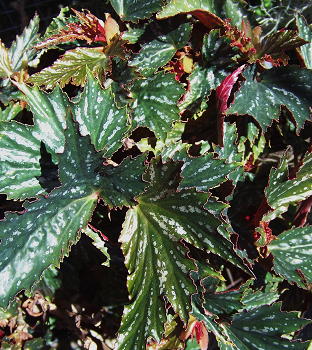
[110,0,163,21]
[28,47,109,89]
[176,149,236,192]
[8,14,40,71]
[0,41,13,78]
[241,289,280,310]
[0,184,97,308]
[157,0,217,19]
[227,65,312,131]
[118,207,196,349]
[264,151,312,221]
[269,226,312,287]
[131,72,184,140]
[221,303,309,350]
[122,25,146,44]
[137,121,185,159]
[73,73,129,155]
[117,159,245,350]
[83,226,110,267]
[99,154,147,208]
[180,65,216,112]
[130,23,192,77]
[16,83,70,155]
[239,275,282,310]
[223,0,246,28]
[203,289,242,315]
[179,30,230,112]
[296,14,312,69]
[0,102,22,122]
[0,115,127,307]
[42,7,77,45]
[0,121,44,199]
[213,122,245,185]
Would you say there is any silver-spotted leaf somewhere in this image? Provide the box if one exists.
[117,160,246,349]
[175,148,236,192]
[264,151,312,221]
[73,73,129,155]
[0,41,13,78]
[57,117,146,208]
[0,102,22,122]
[269,225,312,288]
[157,0,217,19]
[203,290,242,316]
[0,122,44,199]
[110,0,163,22]
[179,30,230,112]
[28,47,109,89]
[83,226,110,267]
[16,83,70,155]
[227,65,312,131]
[8,14,40,71]
[221,303,309,350]
[130,23,192,77]
[99,155,147,208]
[131,72,184,140]
[0,117,107,307]
[0,185,98,308]
[223,0,246,28]
[296,14,312,69]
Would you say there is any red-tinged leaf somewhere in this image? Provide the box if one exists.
[35,9,106,49]
[191,10,224,30]
[222,20,307,66]
[194,322,209,350]
[216,65,245,114]
[222,20,256,59]
[293,196,312,227]
[181,318,209,350]
[256,221,274,246]
[256,30,308,67]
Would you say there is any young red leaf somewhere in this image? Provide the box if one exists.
[216,64,245,114]
[35,9,106,49]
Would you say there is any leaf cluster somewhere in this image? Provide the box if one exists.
[0,1,311,349]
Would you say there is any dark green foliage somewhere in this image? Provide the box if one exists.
[0,1,311,349]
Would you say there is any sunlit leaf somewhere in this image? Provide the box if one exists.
[131,72,184,140]
[117,159,245,349]
[73,73,129,155]
[0,102,22,122]
[0,121,44,199]
[0,41,13,78]
[28,47,109,89]
[264,151,312,221]
[8,14,40,70]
